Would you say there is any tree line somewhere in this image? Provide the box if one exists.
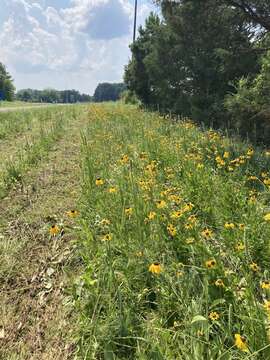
[16,88,92,103]
[0,64,126,104]
[17,83,126,103]
[93,83,126,102]
[125,0,270,144]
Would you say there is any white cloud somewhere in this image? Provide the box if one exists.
[0,0,156,94]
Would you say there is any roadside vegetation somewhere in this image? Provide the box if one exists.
[75,104,270,359]
[126,0,270,144]
[1,3,270,358]
[2,102,270,359]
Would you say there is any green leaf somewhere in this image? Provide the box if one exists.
[191,315,208,324]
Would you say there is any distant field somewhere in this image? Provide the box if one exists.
[1,103,270,359]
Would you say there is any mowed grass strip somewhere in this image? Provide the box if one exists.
[75,103,270,359]
[0,104,89,359]
[0,107,52,140]
[0,106,81,199]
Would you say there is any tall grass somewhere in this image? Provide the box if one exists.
[74,104,270,359]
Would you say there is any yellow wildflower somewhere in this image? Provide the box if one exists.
[147,211,156,220]
[66,209,79,218]
[102,233,112,241]
[125,207,133,216]
[248,195,256,203]
[264,178,270,186]
[49,224,60,236]
[95,177,104,186]
[156,200,167,209]
[238,223,245,230]
[216,156,225,166]
[250,262,260,272]
[120,154,129,164]
[108,187,117,193]
[223,151,230,159]
[167,223,177,237]
[261,281,270,290]
[188,214,197,223]
[149,262,162,274]
[205,259,216,269]
[264,300,270,312]
[184,222,194,230]
[100,218,111,226]
[235,242,245,251]
[224,222,235,229]
[264,213,270,221]
[139,180,150,191]
[209,312,220,321]
[139,152,147,160]
[201,228,213,239]
[168,194,181,204]
[145,161,157,174]
[170,210,183,219]
[234,334,249,352]
[247,148,254,156]
[182,202,194,212]
[215,279,225,287]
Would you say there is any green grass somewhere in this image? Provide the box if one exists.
[73,103,270,359]
[0,104,89,359]
[0,106,59,140]
[0,105,82,199]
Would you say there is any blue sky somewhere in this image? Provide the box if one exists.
[0,0,156,94]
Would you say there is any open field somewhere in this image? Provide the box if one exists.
[1,103,270,359]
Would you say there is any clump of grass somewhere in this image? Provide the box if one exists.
[74,104,270,359]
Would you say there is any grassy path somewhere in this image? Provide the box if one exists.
[0,108,67,183]
[0,105,89,359]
